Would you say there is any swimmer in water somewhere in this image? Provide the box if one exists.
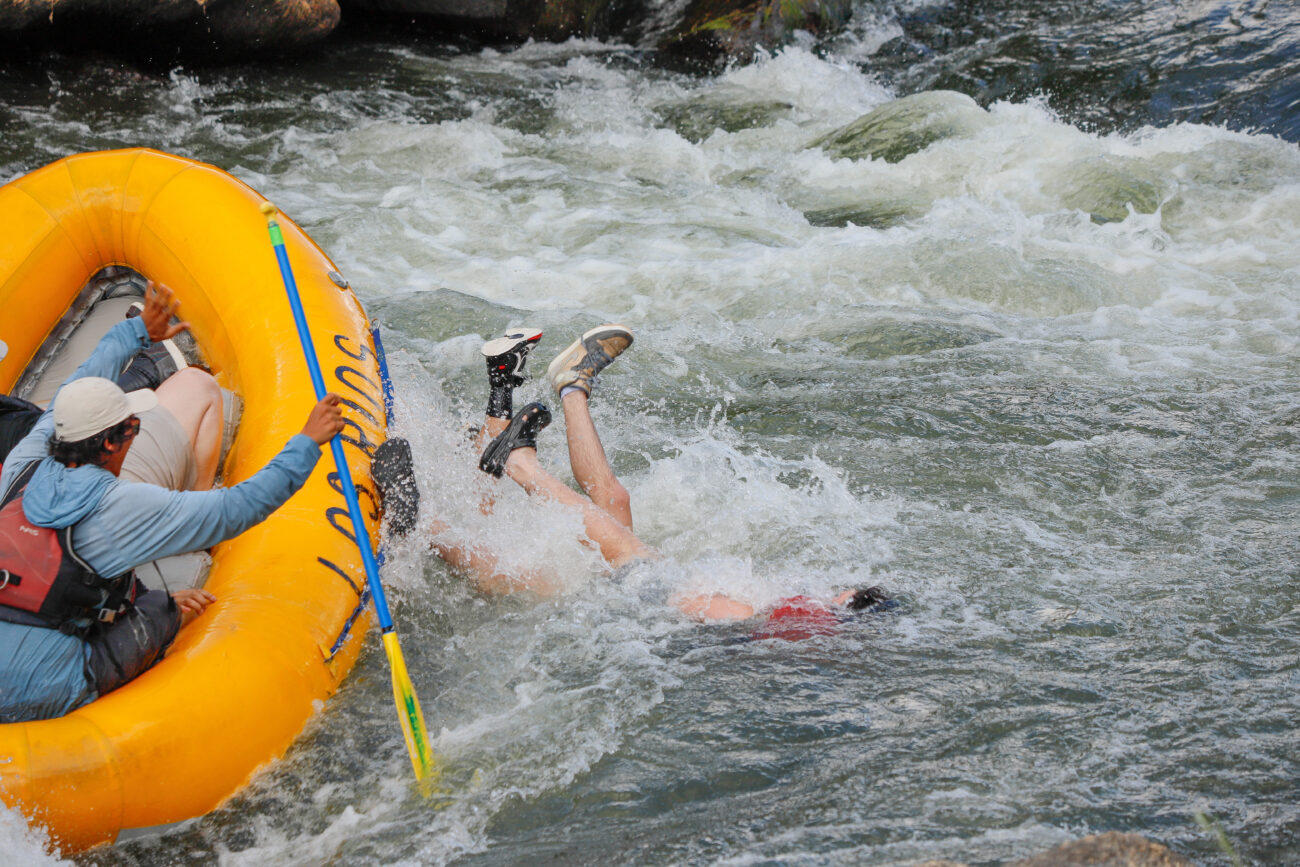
[373,325,893,631]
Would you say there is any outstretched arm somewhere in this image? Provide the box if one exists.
[63,317,149,388]
[73,395,345,579]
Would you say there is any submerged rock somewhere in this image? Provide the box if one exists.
[802,201,917,229]
[1007,832,1196,866]
[912,833,1196,866]
[1049,154,1171,224]
[657,98,796,142]
[812,90,993,163]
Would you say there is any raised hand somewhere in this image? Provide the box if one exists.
[141,280,192,343]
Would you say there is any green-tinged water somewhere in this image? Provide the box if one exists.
[1,4,1298,865]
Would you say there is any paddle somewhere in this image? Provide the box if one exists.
[368,323,421,537]
[261,202,434,784]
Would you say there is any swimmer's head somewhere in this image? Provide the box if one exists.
[834,586,893,611]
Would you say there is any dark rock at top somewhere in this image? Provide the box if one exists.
[655,0,852,72]
[205,0,341,52]
[0,0,852,66]
[340,0,539,40]
[0,0,341,57]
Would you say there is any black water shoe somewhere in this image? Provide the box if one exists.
[372,437,420,537]
[483,328,543,388]
[478,402,551,478]
[483,327,543,419]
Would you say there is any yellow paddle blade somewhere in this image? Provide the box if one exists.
[382,630,436,784]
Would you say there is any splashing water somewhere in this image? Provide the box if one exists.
[1,14,1298,866]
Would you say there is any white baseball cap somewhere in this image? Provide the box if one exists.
[52,377,158,443]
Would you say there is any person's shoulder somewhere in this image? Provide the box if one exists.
[95,477,181,515]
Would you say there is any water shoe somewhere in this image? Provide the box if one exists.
[478,402,552,478]
[545,324,633,397]
[372,436,420,537]
[483,328,543,388]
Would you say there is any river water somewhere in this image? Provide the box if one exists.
[2,1,1298,865]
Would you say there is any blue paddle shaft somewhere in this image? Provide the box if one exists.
[370,322,396,427]
[270,234,395,633]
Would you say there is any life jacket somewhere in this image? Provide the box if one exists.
[749,596,842,642]
[0,462,139,636]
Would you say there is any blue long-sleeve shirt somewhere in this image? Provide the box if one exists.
[1,317,322,722]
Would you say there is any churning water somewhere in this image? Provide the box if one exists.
[1,3,1298,864]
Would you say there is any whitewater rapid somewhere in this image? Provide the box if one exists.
[2,29,1297,867]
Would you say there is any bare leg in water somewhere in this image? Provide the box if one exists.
[372,325,890,622]
[559,390,632,529]
[407,326,653,596]
[503,442,654,568]
[430,402,652,593]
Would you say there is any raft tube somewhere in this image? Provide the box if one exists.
[0,149,387,851]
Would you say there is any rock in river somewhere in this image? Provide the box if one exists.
[0,0,340,55]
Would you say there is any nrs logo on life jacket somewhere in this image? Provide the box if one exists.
[0,463,138,635]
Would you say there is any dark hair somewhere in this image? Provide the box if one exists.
[845,586,892,611]
[47,417,137,468]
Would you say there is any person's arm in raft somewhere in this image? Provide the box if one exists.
[64,281,189,386]
[0,284,188,490]
[73,396,347,577]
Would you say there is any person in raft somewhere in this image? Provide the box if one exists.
[0,312,185,465]
[373,324,893,635]
[0,282,345,723]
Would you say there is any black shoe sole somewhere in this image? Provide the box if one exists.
[478,402,552,478]
[372,437,420,537]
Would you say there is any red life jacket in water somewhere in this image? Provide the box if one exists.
[0,462,138,635]
[750,596,842,642]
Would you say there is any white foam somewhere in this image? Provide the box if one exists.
[0,807,62,866]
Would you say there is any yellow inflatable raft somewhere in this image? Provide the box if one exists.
[0,149,386,851]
